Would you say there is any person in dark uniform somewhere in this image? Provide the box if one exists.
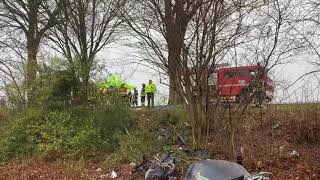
[140,84,146,106]
[132,88,138,106]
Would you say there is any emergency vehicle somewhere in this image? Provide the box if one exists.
[199,64,274,102]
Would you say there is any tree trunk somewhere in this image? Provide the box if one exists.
[80,77,89,104]
[26,38,40,103]
[187,99,209,149]
[166,30,185,105]
[26,43,38,86]
[168,75,183,105]
[25,0,40,104]
[78,60,91,104]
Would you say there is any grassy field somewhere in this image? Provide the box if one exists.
[270,103,320,110]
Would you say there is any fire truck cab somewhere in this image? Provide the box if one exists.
[206,65,274,102]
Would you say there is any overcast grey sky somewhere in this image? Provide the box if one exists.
[99,42,320,105]
[1,41,318,104]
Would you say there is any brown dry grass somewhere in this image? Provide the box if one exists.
[210,104,320,179]
[0,104,319,179]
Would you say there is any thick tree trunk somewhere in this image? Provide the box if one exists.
[77,58,90,105]
[26,38,40,104]
[26,44,38,86]
[168,75,183,105]
[166,30,185,105]
[78,1,89,105]
[79,72,90,104]
[25,0,40,104]
[164,0,189,105]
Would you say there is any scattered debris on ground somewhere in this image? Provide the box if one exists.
[1,106,320,179]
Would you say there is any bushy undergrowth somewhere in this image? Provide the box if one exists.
[103,130,164,170]
[0,101,133,163]
[260,104,320,144]
[160,107,188,126]
[102,107,189,170]
[0,67,137,163]
[287,105,320,144]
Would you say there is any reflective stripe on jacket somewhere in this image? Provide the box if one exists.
[141,87,146,97]
[145,83,156,93]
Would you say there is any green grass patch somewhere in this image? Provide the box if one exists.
[271,103,320,111]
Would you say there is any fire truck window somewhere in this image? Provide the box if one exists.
[224,70,252,79]
[224,71,238,78]
[224,71,232,78]
[239,70,249,77]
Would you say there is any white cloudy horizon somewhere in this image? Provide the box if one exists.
[99,42,320,105]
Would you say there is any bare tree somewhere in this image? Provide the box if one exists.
[48,0,125,102]
[125,0,300,151]
[224,0,302,156]
[0,19,30,107]
[123,0,205,104]
[286,0,320,86]
[175,0,261,149]
[125,0,260,148]
[0,0,62,101]
[0,57,25,107]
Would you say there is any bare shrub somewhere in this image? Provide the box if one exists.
[288,105,320,144]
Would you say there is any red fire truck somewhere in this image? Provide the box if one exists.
[205,65,274,102]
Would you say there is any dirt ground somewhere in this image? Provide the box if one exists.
[209,106,320,180]
[254,108,319,179]
[1,106,319,180]
[0,158,139,180]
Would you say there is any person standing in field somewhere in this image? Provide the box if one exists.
[128,91,133,105]
[145,80,156,108]
[132,88,138,106]
[119,84,128,98]
[141,84,146,106]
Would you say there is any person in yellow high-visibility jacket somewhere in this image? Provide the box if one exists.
[145,80,156,108]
